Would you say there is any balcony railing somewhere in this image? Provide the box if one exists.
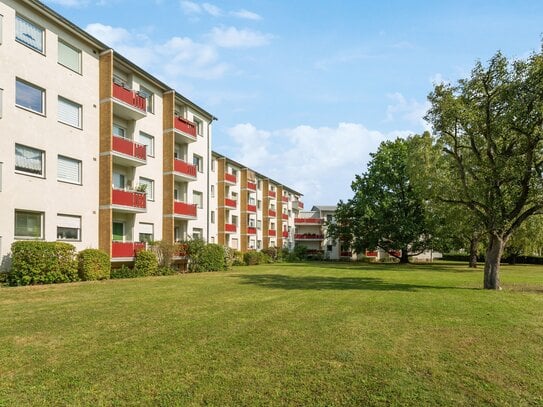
[282,196,288,203]
[365,250,378,257]
[112,82,146,112]
[112,189,146,210]
[268,230,276,237]
[112,135,146,162]
[294,218,323,224]
[225,173,237,184]
[247,227,257,235]
[225,223,237,233]
[268,190,276,198]
[282,213,288,220]
[225,198,237,208]
[174,201,197,218]
[111,241,146,258]
[247,204,257,212]
[282,231,289,238]
[268,209,276,217]
[293,201,304,210]
[341,251,353,257]
[295,233,324,240]
[174,116,197,139]
[247,181,257,191]
[174,159,197,178]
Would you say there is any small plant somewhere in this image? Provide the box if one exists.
[134,250,159,276]
[78,249,111,280]
[135,184,147,193]
[110,264,136,279]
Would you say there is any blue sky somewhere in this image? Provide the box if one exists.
[44,0,543,206]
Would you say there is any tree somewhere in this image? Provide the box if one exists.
[329,137,432,263]
[505,215,543,261]
[426,49,543,289]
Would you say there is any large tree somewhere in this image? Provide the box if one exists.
[329,137,432,263]
[426,49,543,289]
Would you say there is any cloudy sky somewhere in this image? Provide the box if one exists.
[45,0,543,206]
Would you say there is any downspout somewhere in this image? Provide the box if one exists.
[206,117,216,243]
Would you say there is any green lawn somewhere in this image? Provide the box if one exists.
[1,262,542,406]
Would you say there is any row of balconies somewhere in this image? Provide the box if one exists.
[294,233,324,241]
[111,188,197,218]
[294,218,323,224]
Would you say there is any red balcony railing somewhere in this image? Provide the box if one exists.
[113,82,146,112]
[295,234,324,240]
[282,213,288,220]
[247,227,257,235]
[112,189,146,209]
[268,209,276,217]
[111,241,146,258]
[298,201,304,209]
[247,181,256,191]
[282,231,289,238]
[294,218,323,224]
[225,173,237,184]
[341,251,352,257]
[225,198,237,208]
[282,196,288,203]
[225,223,237,233]
[268,230,276,237]
[174,201,197,217]
[365,250,378,257]
[174,159,197,178]
[268,190,276,198]
[112,135,146,161]
[247,204,257,212]
[174,116,197,138]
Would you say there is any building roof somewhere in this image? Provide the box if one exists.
[311,205,337,212]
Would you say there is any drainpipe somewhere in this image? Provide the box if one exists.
[206,117,216,243]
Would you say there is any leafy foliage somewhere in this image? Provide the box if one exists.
[110,265,137,279]
[199,244,227,272]
[134,250,159,277]
[243,251,270,265]
[78,249,111,281]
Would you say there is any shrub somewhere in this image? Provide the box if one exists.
[293,244,308,260]
[261,247,277,262]
[243,251,260,265]
[156,266,177,276]
[224,247,243,268]
[199,244,227,272]
[110,265,137,279]
[184,239,206,273]
[8,241,78,286]
[134,250,159,277]
[149,240,181,268]
[78,249,110,281]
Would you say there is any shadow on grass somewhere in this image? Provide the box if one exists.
[282,261,481,273]
[234,274,470,292]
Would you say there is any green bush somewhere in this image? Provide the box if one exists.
[243,250,270,265]
[8,241,78,286]
[199,244,227,272]
[261,247,277,262]
[134,250,159,277]
[110,265,137,279]
[78,249,110,281]
[224,247,243,268]
[156,266,177,276]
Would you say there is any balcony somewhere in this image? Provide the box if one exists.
[293,201,304,210]
[268,209,276,217]
[247,227,257,235]
[282,231,289,238]
[294,218,323,225]
[247,181,257,191]
[365,250,378,257]
[224,198,237,209]
[225,223,237,233]
[295,233,324,241]
[112,135,146,167]
[174,201,197,219]
[173,159,197,182]
[224,173,237,184]
[341,251,353,257]
[282,213,289,220]
[111,241,146,259]
[112,82,146,120]
[268,230,276,237]
[111,189,146,213]
[247,204,257,213]
[268,190,276,198]
[282,196,288,203]
[174,116,197,143]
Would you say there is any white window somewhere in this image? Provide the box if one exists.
[58,40,81,73]
[139,86,154,113]
[193,154,203,173]
[16,79,44,114]
[231,238,238,249]
[138,132,154,157]
[139,177,154,201]
[211,210,215,224]
[139,223,154,243]
[16,15,44,53]
[257,220,262,230]
[57,155,81,184]
[211,159,216,172]
[194,117,203,136]
[58,97,82,128]
[15,144,44,177]
[57,214,81,241]
[210,185,215,198]
[193,228,203,240]
[193,191,203,208]
[113,124,126,138]
[232,215,238,226]
[15,210,44,239]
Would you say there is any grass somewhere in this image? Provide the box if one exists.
[0,261,542,406]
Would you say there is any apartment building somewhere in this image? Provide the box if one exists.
[0,0,215,265]
[211,152,303,253]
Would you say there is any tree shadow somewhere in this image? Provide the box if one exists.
[233,273,471,292]
[282,261,481,273]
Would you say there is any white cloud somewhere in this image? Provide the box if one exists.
[208,26,272,48]
[45,0,89,6]
[180,0,201,14]
[231,9,262,20]
[202,3,222,16]
[85,23,131,48]
[386,92,430,131]
[227,122,410,204]
[180,1,221,16]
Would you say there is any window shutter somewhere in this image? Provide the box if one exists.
[138,132,153,156]
[58,156,80,183]
[139,223,153,235]
[58,41,81,73]
[16,15,43,52]
[58,97,81,128]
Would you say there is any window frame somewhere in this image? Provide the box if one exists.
[138,131,154,157]
[193,191,203,209]
[56,214,81,242]
[16,78,45,115]
[58,39,82,74]
[57,96,82,129]
[194,117,203,136]
[139,177,154,201]
[193,154,203,173]
[139,86,154,114]
[15,15,44,54]
[57,155,82,185]
[15,144,45,178]
[139,222,154,243]
[15,210,44,240]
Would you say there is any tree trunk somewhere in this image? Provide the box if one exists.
[399,248,409,264]
[483,234,506,290]
[468,235,479,268]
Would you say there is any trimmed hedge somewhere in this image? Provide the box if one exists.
[243,251,270,265]
[199,244,227,272]
[8,241,78,286]
[134,250,159,277]
[78,249,110,281]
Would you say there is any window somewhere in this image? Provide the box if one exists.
[138,132,154,157]
[210,236,215,243]
[257,180,262,190]
[211,211,215,224]
[112,222,124,241]
[15,210,43,239]
[194,117,203,136]
[231,238,238,250]
[193,191,203,208]
[210,185,215,198]
[211,159,215,172]
[15,144,44,177]
[193,228,203,240]
[57,214,81,241]
[139,223,153,243]
[16,79,44,114]
[16,15,44,53]
[112,172,125,189]
[232,215,238,226]
[139,86,154,113]
[113,124,126,138]
[139,177,154,201]
[257,200,261,210]
[257,240,261,249]
[58,40,81,73]
[58,97,82,128]
[327,245,333,252]
[57,155,81,184]
[193,154,203,173]
[257,220,262,230]
[327,214,333,222]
